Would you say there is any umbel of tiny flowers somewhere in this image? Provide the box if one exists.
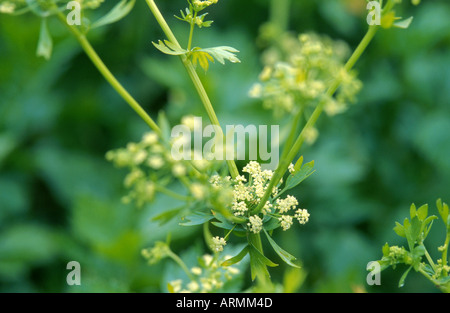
[167,254,241,293]
[210,161,310,234]
[249,32,362,121]
[106,115,228,208]
[190,0,218,12]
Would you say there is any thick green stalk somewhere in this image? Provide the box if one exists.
[55,11,161,135]
[270,0,291,34]
[146,0,239,179]
[253,25,379,215]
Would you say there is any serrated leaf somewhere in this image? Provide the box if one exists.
[36,18,52,60]
[263,229,300,268]
[91,0,136,29]
[153,40,188,56]
[199,46,241,65]
[221,245,249,267]
[394,16,414,29]
[179,211,213,226]
[191,50,214,72]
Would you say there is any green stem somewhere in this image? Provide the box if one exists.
[269,0,291,34]
[418,266,440,288]
[247,232,271,284]
[55,11,161,135]
[248,232,264,253]
[279,108,303,167]
[154,184,193,202]
[146,0,240,179]
[167,249,196,281]
[187,11,197,51]
[224,224,237,241]
[252,25,379,215]
[424,247,438,273]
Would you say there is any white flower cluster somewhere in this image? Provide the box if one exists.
[210,236,227,252]
[168,254,240,293]
[106,131,191,207]
[0,1,16,13]
[250,32,362,123]
[210,161,310,233]
[192,0,218,12]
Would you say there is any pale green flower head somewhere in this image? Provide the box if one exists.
[191,0,218,12]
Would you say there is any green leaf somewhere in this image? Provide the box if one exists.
[422,215,438,240]
[221,245,249,267]
[281,160,315,194]
[382,243,390,257]
[412,244,426,259]
[393,221,406,238]
[152,207,184,226]
[248,244,278,281]
[36,18,52,60]
[211,211,236,230]
[198,46,241,65]
[293,156,303,172]
[416,204,428,221]
[191,50,214,72]
[410,217,422,244]
[263,229,300,268]
[263,217,280,231]
[436,199,449,225]
[410,203,417,219]
[394,16,414,29]
[398,266,413,288]
[91,0,136,29]
[179,211,214,226]
[152,40,188,56]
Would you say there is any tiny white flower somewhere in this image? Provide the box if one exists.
[279,215,293,231]
[247,215,263,234]
[288,163,295,173]
[172,163,186,177]
[147,155,164,169]
[295,208,310,225]
[142,132,158,145]
[190,183,206,199]
[191,267,202,275]
[210,236,227,252]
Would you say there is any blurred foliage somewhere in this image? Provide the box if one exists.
[0,0,449,292]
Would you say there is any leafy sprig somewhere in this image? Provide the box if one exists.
[152,0,240,72]
[374,199,450,292]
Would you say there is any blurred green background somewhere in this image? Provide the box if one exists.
[0,0,449,292]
